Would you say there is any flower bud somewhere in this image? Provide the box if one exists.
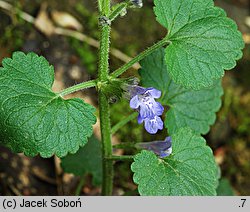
[130,0,143,8]
[136,136,172,158]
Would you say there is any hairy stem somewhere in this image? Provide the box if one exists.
[98,0,103,13]
[98,0,113,196]
[106,155,134,161]
[58,79,97,97]
[99,92,113,195]
[99,26,111,81]
[111,112,138,134]
[111,38,170,78]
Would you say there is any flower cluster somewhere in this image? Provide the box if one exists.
[122,79,171,158]
[124,85,164,134]
[136,136,172,158]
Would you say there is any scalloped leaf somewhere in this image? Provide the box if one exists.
[139,48,223,135]
[131,128,218,196]
[154,0,244,89]
[0,52,96,158]
[61,136,102,186]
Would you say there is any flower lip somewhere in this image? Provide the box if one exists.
[130,95,140,109]
[144,116,163,134]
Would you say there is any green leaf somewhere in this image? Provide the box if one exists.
[0,52,96,158]
[139,48,223,135]
[61,136,102,186]
[216,178,235,196]
[154,0,244,89]
[131,128,218,196]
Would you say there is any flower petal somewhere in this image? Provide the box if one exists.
[139,104,153,119]
[144,116,163,134]
[164,136,172,144]
[144,120,158,134]
[153,102,164,116]
[130,95,140,109]
[134,86,147,95]
[159,147,172,158]
[146,88,161,98]
[155,116,164,130]
[137,114,143,124]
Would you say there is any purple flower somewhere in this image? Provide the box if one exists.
[125,85,164,134]
[130,87,164,119]
[136,136,172,158]
[138,115,163,134]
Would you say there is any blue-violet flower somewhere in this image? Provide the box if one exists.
[130,87,164,119]
[126,85,164,134]
[138,115,163,134]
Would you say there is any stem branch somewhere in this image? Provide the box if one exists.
[113,142,136,150]
[111,112,137,134]
[109,2,127,21]
[111,39,170,78]
[58,79,97,97]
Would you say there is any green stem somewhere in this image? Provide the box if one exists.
[111,38,170,78]
[106,155,134,161]
[98,0,103,13]
[99,26,111,81]
[102,1,110,16]
[98,0,113,196]
[75,176,85,196]
[109,2,128,21]
[113,142,136,149]
[57,79,97,97]
[99,92,113,195]
[111,112,137,134]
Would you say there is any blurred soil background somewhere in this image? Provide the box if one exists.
[0,0,250,195]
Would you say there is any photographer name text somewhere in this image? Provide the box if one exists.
[2,198,83,209]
